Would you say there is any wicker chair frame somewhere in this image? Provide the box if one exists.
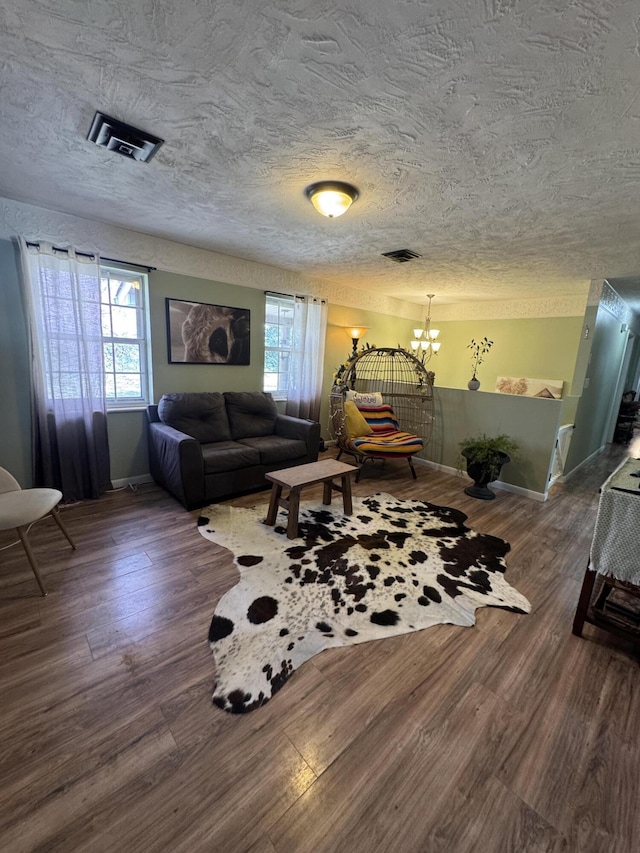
[329,347,435,480]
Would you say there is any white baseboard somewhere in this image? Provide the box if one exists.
[323,451,547,501]
[560,445,605,482]
[413,456,548,502]
[110,473,154,489]
[491,479,548,502]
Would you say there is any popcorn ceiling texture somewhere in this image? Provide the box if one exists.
[1,0,640,312]
[0,197,422,320]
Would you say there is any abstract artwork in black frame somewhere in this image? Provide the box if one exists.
[166,298,250,365]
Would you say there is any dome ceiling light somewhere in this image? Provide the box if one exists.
[305,181,359,218]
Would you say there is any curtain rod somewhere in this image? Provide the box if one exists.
[265,290,327,303]
[25,241,156,272]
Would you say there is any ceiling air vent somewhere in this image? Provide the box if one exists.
[381,249,422,263]
[87,112,164,163]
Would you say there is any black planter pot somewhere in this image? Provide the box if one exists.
[462,449,510,500]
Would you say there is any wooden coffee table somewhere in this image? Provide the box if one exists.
[264,459,358,539]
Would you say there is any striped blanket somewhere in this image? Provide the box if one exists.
[347,404,424,458]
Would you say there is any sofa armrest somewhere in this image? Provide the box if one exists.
[274,414,321,461]
[147,421,205,508]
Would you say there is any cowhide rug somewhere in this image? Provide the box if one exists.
[198,493,530,714]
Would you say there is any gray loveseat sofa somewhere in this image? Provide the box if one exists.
[146,391,321,509]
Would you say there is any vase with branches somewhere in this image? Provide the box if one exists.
[467,337,493,390]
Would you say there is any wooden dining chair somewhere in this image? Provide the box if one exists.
[0,467,76,596]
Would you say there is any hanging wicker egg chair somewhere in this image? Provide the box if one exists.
[329,346,435,480]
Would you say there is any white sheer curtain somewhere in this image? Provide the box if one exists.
[285,295,328,421]
[19,238,111,501]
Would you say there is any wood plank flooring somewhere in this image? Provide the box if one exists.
[1,441,639,853]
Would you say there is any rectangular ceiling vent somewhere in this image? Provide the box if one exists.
[381,249,422,263]
[87,112,164,163]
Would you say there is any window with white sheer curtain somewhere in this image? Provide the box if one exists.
[264,293,327,421]
[285,295,328,422]
[264,293,294,399]
[19,238,112,501]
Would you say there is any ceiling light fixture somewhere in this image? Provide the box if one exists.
[305,181,359,218]
[410,294,441,364]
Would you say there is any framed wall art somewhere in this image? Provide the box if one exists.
[166,298,250,365]
[495,376,563,399]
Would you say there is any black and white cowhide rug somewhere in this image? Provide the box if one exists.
[198,493,530,714]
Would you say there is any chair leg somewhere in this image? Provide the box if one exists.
[16,526,47,596]
[51,505,77,550]
[356,456,373,483]
[408,457,418,480]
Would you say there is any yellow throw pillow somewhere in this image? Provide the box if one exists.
[344,400,372,438]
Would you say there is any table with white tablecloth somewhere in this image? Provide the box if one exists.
[572,457,640,640]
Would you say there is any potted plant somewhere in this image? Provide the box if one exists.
[467,337,493,390]
[458,433,519,500]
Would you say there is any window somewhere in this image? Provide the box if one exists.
[264,293,294,399]
[100,266,151,408]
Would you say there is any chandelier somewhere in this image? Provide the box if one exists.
[410,294,441,363]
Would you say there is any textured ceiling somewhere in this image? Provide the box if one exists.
[1,0,640,309]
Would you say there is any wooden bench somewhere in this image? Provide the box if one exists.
[264,459,358,539]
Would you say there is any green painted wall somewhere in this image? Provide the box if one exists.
[623,332,640,392]
[560,395,580,426]
[106,411,149,481]
[565,304,629,474]
[0,247,268,484]
[569,305,597,396]
[423,388,564,496]
[320,305,414,440]
[0,238,31,486]
[149,270,266,399]
[429,316,584,395]
[107,270,268,480]
[320,307,568,495]
[0,230,626,494]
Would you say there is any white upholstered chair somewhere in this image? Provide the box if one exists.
[0,467,76,596]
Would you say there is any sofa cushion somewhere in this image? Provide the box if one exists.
[237,436,307,465]
[158,393,231,444]
[224,392,278,439]
[201,441,260,474]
